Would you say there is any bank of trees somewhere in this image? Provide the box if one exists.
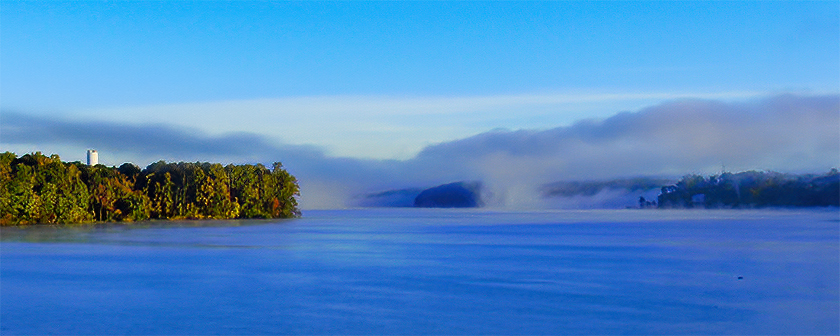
[658,169,839,208]
[542,177,673,198]
[0,152,300,225]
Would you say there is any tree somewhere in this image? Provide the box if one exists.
[0,152,301,225]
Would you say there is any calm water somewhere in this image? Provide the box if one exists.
[2,209,838,335]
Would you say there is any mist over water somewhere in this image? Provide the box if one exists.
[2,209,837,335]
[2,94,837,209]
[296,94,839,209]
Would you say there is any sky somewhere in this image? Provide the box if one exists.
[2,1,839,208]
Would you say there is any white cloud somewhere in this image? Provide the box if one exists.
[415,94,840,179]
[60,90,767,160]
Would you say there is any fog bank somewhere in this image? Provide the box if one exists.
[2,94,837,209]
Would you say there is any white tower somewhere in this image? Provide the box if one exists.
[86,150,98,166]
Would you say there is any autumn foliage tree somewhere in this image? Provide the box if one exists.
[0,152,300,225]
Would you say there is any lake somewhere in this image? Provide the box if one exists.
[1,208,838,335]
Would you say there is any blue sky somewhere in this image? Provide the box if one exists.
[2,1,839,208]
[4,1,837,109]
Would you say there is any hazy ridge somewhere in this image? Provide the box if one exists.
[358,171,839,209]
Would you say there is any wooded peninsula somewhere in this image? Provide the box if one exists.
[0,152,300,225]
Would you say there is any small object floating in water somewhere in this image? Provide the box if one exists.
[737,276,744,280]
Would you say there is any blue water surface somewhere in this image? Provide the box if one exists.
[2,209,838,335]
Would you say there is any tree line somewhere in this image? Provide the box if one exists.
[0,152,300,225]
[657,169,839,208]
[543,177,673,198]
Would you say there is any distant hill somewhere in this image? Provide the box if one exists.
[356,171,839,210]
[414,182,483,208]
[537,177,673,209]
[358,182,483,208]
[541,177,674,198]
[357,188,423,207]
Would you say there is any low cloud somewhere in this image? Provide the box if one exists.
[2,94,837,209]
[66,90,765,160]
[2,112,283,159]
[414,94,839,178]
[405,94,839,207]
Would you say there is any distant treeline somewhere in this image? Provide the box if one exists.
[542,177,674,198]
[657,170,839,208]
[0,152,300,225]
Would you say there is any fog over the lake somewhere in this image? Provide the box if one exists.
[3,94,838,209]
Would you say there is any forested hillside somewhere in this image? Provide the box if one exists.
[658,170,839,208]
[0,152,300,225]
